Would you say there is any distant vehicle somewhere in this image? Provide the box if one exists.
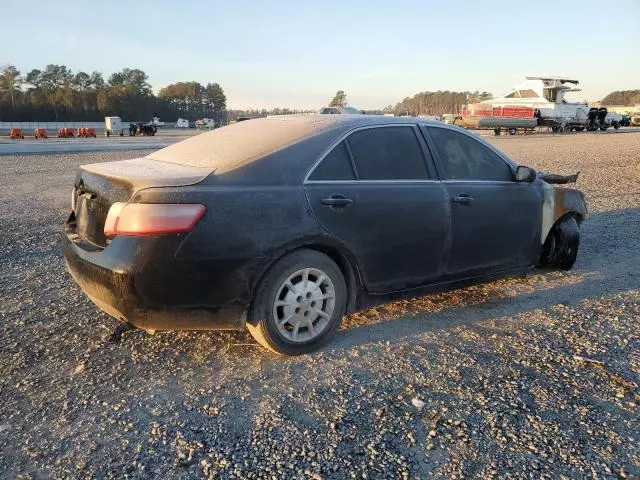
[64,115,587,355]
[175,118,190,128]
[442,114,457,124]
[129,122,157,136]
[236,117,251,122]
[195,118,215,129]
[418,115,443,122]
[319,106,363,114]
[105,116,124,137]
[150,117,165,127]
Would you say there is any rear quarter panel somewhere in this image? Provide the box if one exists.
[130,182,330,308]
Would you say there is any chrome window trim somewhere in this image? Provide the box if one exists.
[305,179,440,185]
[304,123,429,184]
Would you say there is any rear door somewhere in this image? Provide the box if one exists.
[423,125,542,278]
[304,124,449,293]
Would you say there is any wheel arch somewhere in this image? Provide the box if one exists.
[541,183,588,244]
[304,242,360,314]
[248,238,363,325]
[542,210,585,249]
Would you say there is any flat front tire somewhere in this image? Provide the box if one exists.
[542,217,580,270]
[247,249,347,355]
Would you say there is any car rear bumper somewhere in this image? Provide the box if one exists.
[62,232,248,331]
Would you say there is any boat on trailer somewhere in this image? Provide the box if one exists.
[457,76,623,134]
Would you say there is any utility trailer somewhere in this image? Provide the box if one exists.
[105,116,124,137]
[455,105,538,135]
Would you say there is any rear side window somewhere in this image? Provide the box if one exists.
[309,141,355,180]
[347,127,428,180]
[428,127,513,181]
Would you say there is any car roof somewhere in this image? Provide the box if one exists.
[147,114,455,180]
[292,113,439,128]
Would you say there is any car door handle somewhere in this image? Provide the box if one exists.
[452,194,474,205]
[321,195,353,207]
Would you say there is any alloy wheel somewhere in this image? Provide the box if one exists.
[272,268,336,343]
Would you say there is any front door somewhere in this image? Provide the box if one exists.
[304,125,449,293]
[424,125,542,278]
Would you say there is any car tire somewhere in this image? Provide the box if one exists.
[247,249,347,355]
[542,217,580,270]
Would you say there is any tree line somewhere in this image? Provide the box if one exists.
[0,64,227,122]
[385,91,494,117]
[324,89,495,116]
[3,64,635,123]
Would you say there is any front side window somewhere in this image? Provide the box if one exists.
[309,141,355,180]
[428,127,513,181]
[347,127,428,180]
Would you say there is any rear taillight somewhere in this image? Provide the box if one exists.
[104,203,205,237]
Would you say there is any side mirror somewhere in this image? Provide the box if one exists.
[515,165,537,182]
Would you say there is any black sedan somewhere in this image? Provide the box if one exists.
[64,115,587,355]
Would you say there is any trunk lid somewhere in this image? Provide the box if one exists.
[71,157,212,247]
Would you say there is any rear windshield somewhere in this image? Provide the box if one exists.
[147,115,338,172]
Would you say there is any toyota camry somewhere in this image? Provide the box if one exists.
[63,115,587,354]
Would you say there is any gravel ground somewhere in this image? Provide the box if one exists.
[1,133,639,479]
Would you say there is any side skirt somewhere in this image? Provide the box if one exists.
[353,266,534,312]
